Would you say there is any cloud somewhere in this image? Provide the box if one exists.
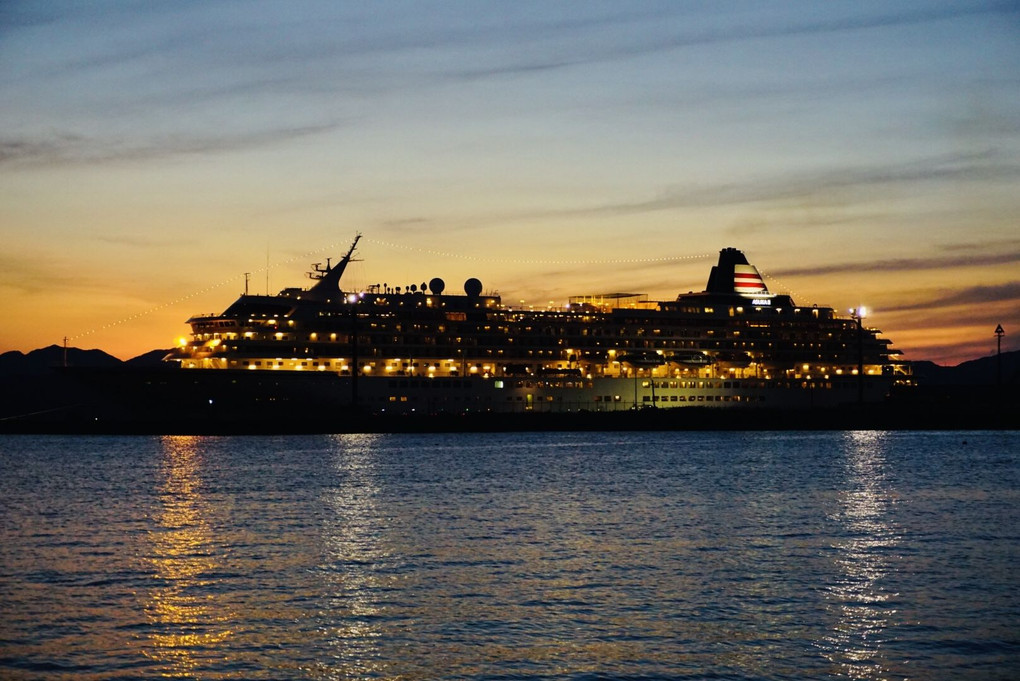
[881,280,1020,312]
[779,250,1020,277]
[0,252,100,296]
[567,150,1020,220]
[0,120,343,167]
[350,148,1020,234]
[12,2,1013,102]
[93,233,179,249]
[937,238,1020,253]
[656,2,1016,50]
[442,2,1020,81]
[0,136,81,164]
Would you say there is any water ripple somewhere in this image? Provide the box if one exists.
[1,431,1018,678]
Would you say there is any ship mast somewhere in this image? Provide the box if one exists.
[305,234,362,301]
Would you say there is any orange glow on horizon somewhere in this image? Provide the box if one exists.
[1,237,1015,368]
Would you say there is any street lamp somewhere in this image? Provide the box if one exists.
[348,293,360,407]
[850,307,867,404]
[995,324,1005,388]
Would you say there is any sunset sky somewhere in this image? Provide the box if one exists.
[2,1,1018,365]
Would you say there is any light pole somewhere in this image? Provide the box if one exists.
[850,307,867,404]
[995,324,1005,388]
[348,293,359,407]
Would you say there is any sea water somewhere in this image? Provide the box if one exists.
[1,431,1017,680]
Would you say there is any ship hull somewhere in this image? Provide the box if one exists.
[103,368,892,416]
[3,364,1012,434]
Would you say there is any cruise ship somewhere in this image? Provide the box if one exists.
[168,236,906,413]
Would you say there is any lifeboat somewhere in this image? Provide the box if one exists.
[669,351,715,367]
[618,351,666,368]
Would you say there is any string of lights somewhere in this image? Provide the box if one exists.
[66,237,716,341]
[67,241,353,341]
[757,269,802,301]
[66,274,243,341]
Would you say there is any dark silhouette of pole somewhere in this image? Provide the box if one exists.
[995,324,1005,388]
[633,367,638,410]
[349,294,359,407]
[852,308,865,405]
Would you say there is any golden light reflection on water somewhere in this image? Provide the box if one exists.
[824,430,900,679]
[144,435,233,677]
[320,433,392,680]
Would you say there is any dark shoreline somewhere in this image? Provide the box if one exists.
[2,363,1016,435]
[2,398,1015,435]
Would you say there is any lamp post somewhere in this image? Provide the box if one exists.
[850,307,866,404]
[348,293,359,408]
[995,324,1005,388]
[632,366,638,410]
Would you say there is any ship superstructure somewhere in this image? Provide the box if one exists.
[168,238,905,412]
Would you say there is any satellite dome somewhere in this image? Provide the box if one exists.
[429,277,445,294]
[464,278,483,296]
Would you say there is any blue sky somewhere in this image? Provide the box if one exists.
[2,1,1018,363]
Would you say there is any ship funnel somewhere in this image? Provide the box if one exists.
[733,264,768,296]
[705,248,771,297]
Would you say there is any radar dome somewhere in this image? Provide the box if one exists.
[428,277,445,294]
[464,278,483,297]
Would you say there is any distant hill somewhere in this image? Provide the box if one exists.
[907,350,1019,386]
[0,345,123,376]
[0,345,173,376]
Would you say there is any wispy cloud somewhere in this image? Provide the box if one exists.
[566,150,1020,219]
[11,2,1012,108]
[352,148,1020,235]
[881,280,1020,312]
[93,233,179,249]
[441,2,1018,81]
[0,120,344,167]
[0,252,98,296]
[779,250,1020,277]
